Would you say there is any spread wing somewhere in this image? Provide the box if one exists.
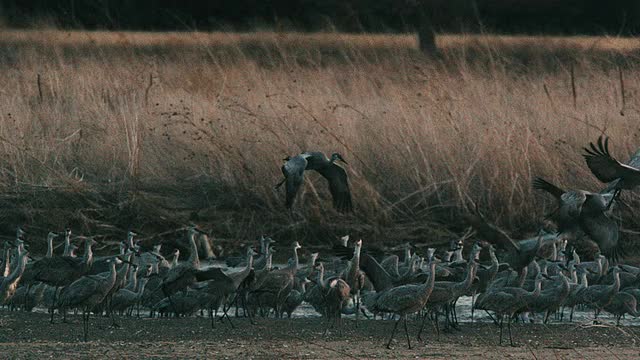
[559,191,587,220]
[359,253,393,292]
[579,212,622,262]
[464,209,520,252]
[584,135,640,184]
[195,267,233,287]
[532,177,565,199]
[315,163,353,213]
[282,155,308,209]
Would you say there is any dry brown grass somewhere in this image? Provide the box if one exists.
[1,30,640,253]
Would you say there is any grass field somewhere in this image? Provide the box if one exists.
[1,30,640,254]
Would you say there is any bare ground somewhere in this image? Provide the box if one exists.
[0,311,639,359]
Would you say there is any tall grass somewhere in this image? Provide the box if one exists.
[1,30,640,253]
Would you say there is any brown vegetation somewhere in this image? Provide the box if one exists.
[0,30,639,254]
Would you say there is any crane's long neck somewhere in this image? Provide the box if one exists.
[188,233,200,268]
[243,250,254,276]
[46,236,54,258]
[5,250,28,285]
[551,242,558,261]
[265,253,272,271]
[489,250,498,269]
[3,248,11,277]
[579,272,588,287]
[292,246,299,269]
[310,253,318,268]
[453,248,463,262]
[108,262,118,287]
[83,240,94,268]
[63,233,72,257]
[462,262,476,289]
[531,278,542,297]
[612,271,621,294]
[404,247,412,265]
[317,266,325,287]
[259,237,267,255]
[570,268,577,283]
[127,267,138,291]
[137,279,149,296]
[350,244,361,278]
[421,262,437,299]
[517,267,528,288]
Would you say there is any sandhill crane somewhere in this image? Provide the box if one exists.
[44,232,60,258]
[319,265,351,334]
[475,273,544,346]
[574,266,622,319]
[111,278,149,316]
[90,241,127,275]
[140,263,164,315]
[533,177,621,261]
[158,226,219,310]
[528,271,570,323]
[22,237,96,323]
[583,135,640,197]
[341,239,364,326]
[604,292,639,325]
[302,262,350,332]
[466,209,557,274]
[421,244,481,336]
[249,241,301,317]
[561,265,589,322]
[283,278,311,318]
[468,244,500,321]
[57,258,121,342]
[0,243,29,304]
[276,152,352,213]
[19,231,58,309]
[61,228,73,256]
[201,247,256,328]
[372,259,437,349]
[153,287,212,317]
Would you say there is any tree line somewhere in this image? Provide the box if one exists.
[1,0,639,35]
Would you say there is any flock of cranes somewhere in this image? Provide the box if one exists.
[1,136,640,349]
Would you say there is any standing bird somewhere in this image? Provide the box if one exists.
[21,237,96,323]
[533,177,621,261]
[574,266,622,319]
[476,273,544,346]
[57,258,121,342]
[372,259,438,349]
[583,135,640,198]
[0,243,29,303]
[276,152,352,212]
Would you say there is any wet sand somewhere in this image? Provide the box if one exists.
[1,310,639,359]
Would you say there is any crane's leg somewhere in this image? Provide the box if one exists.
[570,306,574,322]
[355,290,360,328]
[83,309,90,342]
[471,291,476,323]
[508,314,514,346]
[210,307,216,329]
[417,312,428,341]
[222,302,235,328]
[386,316,402,349]
[403,316,412,349]
[499,314,504,345]
[50,286,59,324]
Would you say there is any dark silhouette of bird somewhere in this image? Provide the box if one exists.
[276,152,352,212]
[583,135,640,198]
[466,208,557,274]
[533,177,621,261]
